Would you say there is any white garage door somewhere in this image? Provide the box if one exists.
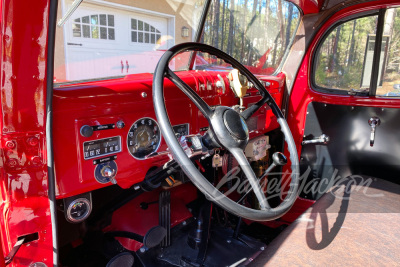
[63,2,173,81]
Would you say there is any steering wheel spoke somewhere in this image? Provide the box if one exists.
[166,68,214,119]
[228,147,270,210]
[241,96,269,121]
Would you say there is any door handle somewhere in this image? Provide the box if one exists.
[368,117,381,147]
[302,134,330,145]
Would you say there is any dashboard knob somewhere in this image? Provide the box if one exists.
[80,125,93,137]
[95,161,118,184]
[116,120,125,129]
[101,166,115,178]
[101,166,117,184]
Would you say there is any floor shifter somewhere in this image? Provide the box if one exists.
[159,191,171,247]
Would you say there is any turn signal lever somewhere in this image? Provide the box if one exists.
[368,117,381,147]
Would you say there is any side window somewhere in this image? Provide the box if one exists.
[377,8,400,96]
[314,15,378,93]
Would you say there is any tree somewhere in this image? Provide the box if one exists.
[329,25,342,72]
[227,0,235,55]
[348,20,357,66]
[220,0,227,50]
[213,0,221,48]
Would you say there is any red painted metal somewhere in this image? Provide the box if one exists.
[281,0,400,200]
[53,71,284,199]
[288,0,322,14]
[0,0,53,265]
[103,183,197,251]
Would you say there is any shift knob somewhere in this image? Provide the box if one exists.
[272,152,287,166]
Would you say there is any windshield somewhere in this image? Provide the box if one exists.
[54,0,299,84]
[54,0,206,84]
[201,0,300,75]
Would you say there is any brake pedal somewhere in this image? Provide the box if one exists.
[159,191,171,247]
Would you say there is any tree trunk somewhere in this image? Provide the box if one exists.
[240,0,248,60]
[220,0,227,50]
[277,0,285,46]
[228,0,235,55]
[285,4,294,49]
[213,0,220,48]
[265,0,270,47]
[329,25,342,72]
[348,20,357,66]
[247,0,258,65]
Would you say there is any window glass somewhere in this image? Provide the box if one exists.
[54,0,206,84]
[314,15,378,93]
[201,0,300,75]
[377,8,400,96]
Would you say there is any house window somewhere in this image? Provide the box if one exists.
[73,14,115,40]
[131,19,161,44]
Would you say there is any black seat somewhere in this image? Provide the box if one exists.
[251,176,400,266]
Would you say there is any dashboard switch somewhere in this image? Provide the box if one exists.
[80,125,94,137]
[94,160,118,184]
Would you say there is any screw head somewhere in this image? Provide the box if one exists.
[27,137,39,146]
[141,92,147,98]
[6,141,15,149]
[140,247,146,253]
[7,158,18,167]
[31,156,42,165]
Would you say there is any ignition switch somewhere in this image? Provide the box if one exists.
[94,160,118,184]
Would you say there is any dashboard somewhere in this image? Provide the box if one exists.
[53,71,284,199]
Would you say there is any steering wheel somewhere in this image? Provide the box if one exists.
[153,42,299,221]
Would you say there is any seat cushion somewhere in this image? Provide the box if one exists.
[251,176,400,266]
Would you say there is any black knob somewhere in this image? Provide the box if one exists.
[272,152,287,166]
[80,125,93,137]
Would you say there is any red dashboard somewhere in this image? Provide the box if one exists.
[53,71,284,199]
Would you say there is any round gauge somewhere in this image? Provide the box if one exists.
[66,198,91,223]
[127,118,161,159]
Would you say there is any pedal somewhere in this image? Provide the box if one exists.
[106,252,134,267]
[159,191,171,247]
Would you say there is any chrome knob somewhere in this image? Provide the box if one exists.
[101,166,117,184]
[368,117,381,147]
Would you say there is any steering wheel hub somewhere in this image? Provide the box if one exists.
[223,109,249,140]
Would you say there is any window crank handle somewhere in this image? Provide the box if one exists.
[368,117,381,147]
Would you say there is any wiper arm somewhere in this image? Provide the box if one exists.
[57,0,83,27]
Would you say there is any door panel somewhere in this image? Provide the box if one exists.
[299,102,400,199]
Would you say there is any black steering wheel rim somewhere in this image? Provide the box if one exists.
[153,42,299,221]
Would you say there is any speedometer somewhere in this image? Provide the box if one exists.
[127,118,161,159]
